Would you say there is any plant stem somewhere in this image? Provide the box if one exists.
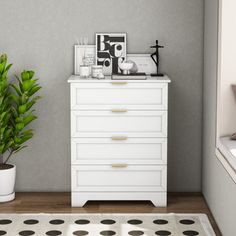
[0,154,3,164]
[3,150,13,165]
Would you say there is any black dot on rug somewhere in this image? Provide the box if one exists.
[183,230,199,236]
[46,230,62,236]
[127,219,143,225]
[74,219,90,225]
[128,231,144,236]
[0,219,12,225]
[24,219,39,225]
[155,230,171,236]
[180,219,195,225]
[153,219,168,225]
[49,219,64,225]
[19,230,35,236]
[101,219,116,225]
[73,231,89,236]
[100,230,116,236]
[0,231,6,236]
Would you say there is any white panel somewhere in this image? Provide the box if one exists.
[71,137,167,165]
[72,165,167,192]
[71,111,167,137]
[71,82,168,110]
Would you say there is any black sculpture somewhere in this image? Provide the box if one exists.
[150,40,164,77]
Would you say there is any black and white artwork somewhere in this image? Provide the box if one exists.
[96,33,126,75]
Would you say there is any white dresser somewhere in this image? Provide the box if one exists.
[68,75,171,207]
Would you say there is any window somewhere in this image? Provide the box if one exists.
[216,0,236,183]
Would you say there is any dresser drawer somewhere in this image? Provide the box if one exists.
[71,165,167,192]
[71,137,167,165]
[71,110,167,137]
[70,82,168,110]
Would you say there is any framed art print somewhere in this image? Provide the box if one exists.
[127,54,156,75]
[74,45,95,75]
[96,33,126,75]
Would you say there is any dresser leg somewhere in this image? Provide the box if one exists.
[71,194,87,207]
[151,193,167,207]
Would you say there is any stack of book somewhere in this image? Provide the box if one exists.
[112,73,147,80]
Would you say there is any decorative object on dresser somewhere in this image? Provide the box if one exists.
[79,65,90,78]
[0,54,41,202]
[96,33,126,75]
[127,54,157,75]
[91,65,104,79]
[68,74,170,207]
[150,40,164,77]
[118,61,133,75]
[74,45,95,75]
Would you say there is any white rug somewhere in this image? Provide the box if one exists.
[0,213,216,236]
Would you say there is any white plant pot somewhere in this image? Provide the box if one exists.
[0,164,16,202]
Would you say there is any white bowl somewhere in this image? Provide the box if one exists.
[119,62,133,71]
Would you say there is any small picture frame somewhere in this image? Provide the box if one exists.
[74,45,95,75]
[127,54,156,75]
[96,33,126,75]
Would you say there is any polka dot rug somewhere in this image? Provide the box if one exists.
[0,213,216,235]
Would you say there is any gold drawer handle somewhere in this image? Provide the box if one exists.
[111,163,128,168]
[111,81,128,85]
[111,109,128,113]
[111,136,128,141]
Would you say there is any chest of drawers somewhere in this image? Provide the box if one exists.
[68,75,170,207]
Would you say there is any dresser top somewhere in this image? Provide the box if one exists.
[68,75,171,83]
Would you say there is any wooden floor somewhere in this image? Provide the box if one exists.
[0,192,221,235]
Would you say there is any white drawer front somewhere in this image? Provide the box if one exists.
[72,165,167,192]
[71,111,167,137]
[71,82,168,110]
[71,137,167,165]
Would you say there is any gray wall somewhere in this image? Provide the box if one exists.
[0,0,204,192]
[203,0,236,235]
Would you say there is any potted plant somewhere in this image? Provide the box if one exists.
[0,54,41,202]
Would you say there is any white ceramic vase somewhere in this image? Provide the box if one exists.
[0,165,16,202]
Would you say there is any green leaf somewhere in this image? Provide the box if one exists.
[22,80,32,91]
[14,134,33,145]
[0,54,7,74]
[10,93,20,106]
[2,140,14,153]
[3,129,12,140]
[1,70,8,80]
[11,106,18,118]
[13,145,27,154]
[15,115,24,123]
[18,104,27,114]
[28,85,42,96]
[11,83,22,96]
[15,122,24,131]
[26,96,41,111]
[4,63,12,75]
[21,70,29,81]
[21,93,29,104]
[28,71,35,79]
[20,129,33,136]
[1,127,6,135]
[23,114,37,126]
